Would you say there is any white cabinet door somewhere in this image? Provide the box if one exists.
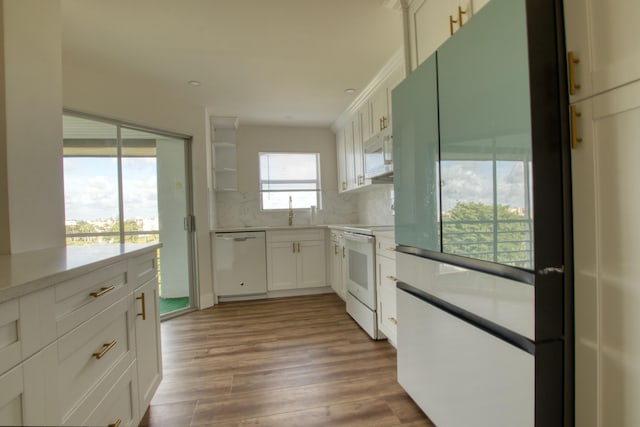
[330,240,344,299]
[571,80,640,427]
[377,255,398,346]
[336,129,347,193]
[344,121,357,190]
[564,0,640,102]
[408,0,478,70]
[134,278,162,414]
[352,114,365,188]
[268,241,298,291]
[298,240,326,289]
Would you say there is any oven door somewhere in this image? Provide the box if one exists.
[344,232,376,310]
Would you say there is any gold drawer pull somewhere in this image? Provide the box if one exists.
[92,339,117,359]
[386,275,398,282]
[89,286,115,298]
[388,317,398,325]
[458,6,467,27]
[386,247,396,251]
[568,51,581,95]
[449,15,458,35]
[108,419,122,427]
[570,105,583,149]
[136,292,146,320]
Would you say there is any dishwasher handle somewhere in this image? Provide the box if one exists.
[215,232,265,242]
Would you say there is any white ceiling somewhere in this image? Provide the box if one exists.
[60,0,404,127]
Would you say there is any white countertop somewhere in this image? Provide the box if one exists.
[212,225,328,233]
[212,224,395,235]
[0,243,162,303]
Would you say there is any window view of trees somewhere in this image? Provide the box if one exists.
[442,202,533,269]
[65,219,160,246]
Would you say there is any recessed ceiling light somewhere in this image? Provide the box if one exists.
[188,80,201,86]
[344,88,356,94]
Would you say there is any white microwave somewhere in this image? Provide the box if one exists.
[364,129,393,179]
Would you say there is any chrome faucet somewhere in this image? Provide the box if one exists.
[288,196,294,226]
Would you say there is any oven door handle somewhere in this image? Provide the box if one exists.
[344,232,374,243]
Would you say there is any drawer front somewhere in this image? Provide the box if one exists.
[397,289,534,427]
[376,237,396,260]
[58,296,134,420]
[63,358,138,427]
[128,250,158,289]
[55,260,129,337]
[268,229,325,242]
[0,363,24,426]
[0,299,21,376]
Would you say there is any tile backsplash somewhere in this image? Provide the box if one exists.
[357,184,395,226]
[214,184,395,228]
[215,190,359,228]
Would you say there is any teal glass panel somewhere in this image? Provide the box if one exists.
[392,53,440,252]
[437,0,534,269]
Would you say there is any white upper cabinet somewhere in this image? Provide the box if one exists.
[564,0,640,102]
[407,0,478,70]
[336,129,347,193]
[333,51,404,193]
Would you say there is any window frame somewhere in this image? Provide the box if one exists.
[258,151,322,212]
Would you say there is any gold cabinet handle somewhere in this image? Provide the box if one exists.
[449,15,458,35]
[92,339,117,359]
[570,105,583,149]
[136,292,146,320]
[568,51,581,95]
[386,275,398,282]
[341,181,347,191]
[342,247,346,258]
[386,247,396,251]
[292,242,296,253]
[388,317,398,325]
[334,244,339,255]
[108,419,122,427]
[297,242,301,253]
[89,285,115,298]
[458,6,467,27]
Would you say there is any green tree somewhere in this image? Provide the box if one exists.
[442,202,532,268]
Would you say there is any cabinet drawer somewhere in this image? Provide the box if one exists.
[128,250,158,289]
[0,299,21,377]
[0,288,56,375]
[55,260,129,337]
[376,237,396,260]
[267,229,325,242]
[64,358,138,427]
[58,296,134,420]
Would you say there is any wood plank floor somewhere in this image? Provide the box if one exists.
[139,293,435,427]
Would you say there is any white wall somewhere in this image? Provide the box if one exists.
[215,125,359,228]
[62,56,215,308]
[0,0,65,254]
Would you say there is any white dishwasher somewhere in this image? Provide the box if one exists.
[214,231,267,298]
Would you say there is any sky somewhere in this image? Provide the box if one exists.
[63,157,159,221]
[440,160,531,213]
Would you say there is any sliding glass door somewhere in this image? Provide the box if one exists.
[63,113,196,317]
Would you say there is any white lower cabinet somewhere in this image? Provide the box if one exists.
[0,246,162,426]
[266,229,326,291]
[376,234,397,346]
[329,230,346,299]
[134,277,163,412]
